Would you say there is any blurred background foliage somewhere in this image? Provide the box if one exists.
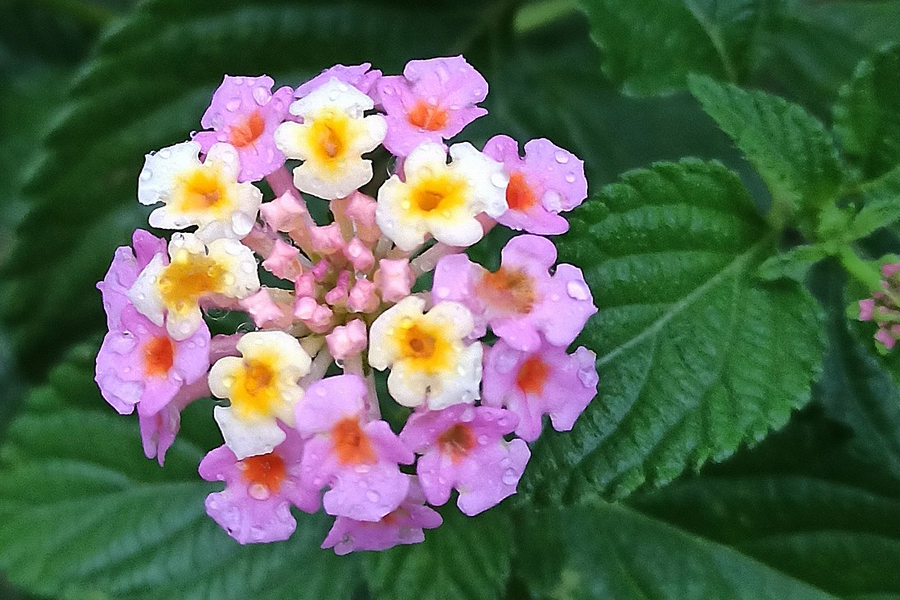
[2,0,900,599]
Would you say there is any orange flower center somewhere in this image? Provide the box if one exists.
[438,423,476,462]
[332,417,376,465]
[242,452,287,493]
[229,110,266,148]
[407,101,449,131]
[506,172,537,212]
[178,168,228,211]
[142,335,175,377]
[516,355,550,395]
[476,267,536,313]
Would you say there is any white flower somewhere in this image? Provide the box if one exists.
[375,142,508,251]
[274,78,386,200]
[369,296,482,410]
[209,331,312,459]
[138,141,262,241]
[128,232,259,340]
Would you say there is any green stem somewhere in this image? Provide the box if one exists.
[839,246,891,297]
[514,0,579,34]
[30,0,114,27]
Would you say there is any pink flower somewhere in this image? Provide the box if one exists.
[295,63,381,100]
[482,339,598,442]
[193,75,294,182]
[199,425,320,544]
[295,374,414,521]
[433,235,596,352]
[483,135,587,235]
[399,404,530,516]
[321,477,442,555]
[95,304,209,416]
[97,230,166,329]
[376,56,488,156]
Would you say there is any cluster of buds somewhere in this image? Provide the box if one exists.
[858,263,900,352]
[95,57,599,554]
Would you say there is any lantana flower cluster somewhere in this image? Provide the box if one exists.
[95,57,598,554]
[858,262,900,352]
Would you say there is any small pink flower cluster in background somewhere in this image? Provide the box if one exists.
[858,263,900,352]
[95,56,598,554]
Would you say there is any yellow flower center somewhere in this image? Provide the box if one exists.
[231,356,280,419]
[157,251,225,314]
[394,318,454,374]
[305,109,355,167]
[174,166,231,214]
[407,172,468,218]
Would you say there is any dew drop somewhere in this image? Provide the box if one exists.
[252,87,269,105]
[140,169,152,181]
[477,435,489,445]
[554,151,569,164]
[565,173,577,183]
[248,483,271,500]
[490,172,509,188]
[225,99,241,112]
[501,469,519,485]
[566,280,589,301]
[366,490,381,503]
[159,149,171,159]
[460,407,475,422]
[542,191,563,212]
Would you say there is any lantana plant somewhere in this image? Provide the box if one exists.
[95,56,599,553]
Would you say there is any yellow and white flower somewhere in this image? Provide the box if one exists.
[138,141,262,241]
[368,296,482,410]
[375,142,508,251]
[209,331,312,459]
[128,232,260,340]
[274,78,386,200]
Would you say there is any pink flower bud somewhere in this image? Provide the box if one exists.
[859,298,876,322]
[260,193,310,232]
[375,258,414,302]
[326,319,368,360]
[344,238,375,272]
[262,238,301,280]
[240,288,290,328]
[309,223,345,255]
[344,191,380,243]
[347,278,378,313]
[294,272,317,299]
[325,271,351,306]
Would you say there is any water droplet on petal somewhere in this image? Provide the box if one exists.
[554,151,569,164]
[566,280,589,301]
[477,435,489,445]
[542,191,563,212]
[565,173,576,183]
[252,87,269,105]
[248,483,271,500]
[502,469,519,485]
[490,172,509,188]
[225,100,241,112]
[366,490,381,502]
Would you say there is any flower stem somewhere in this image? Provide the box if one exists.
[839,246,883,292]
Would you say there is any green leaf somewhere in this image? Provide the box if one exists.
[848,165,900,240]
[630,405,900,599]
[813,265,900,478]
[578,0,762,96]
[364,508,512,600]
[755,0,900,117]
[688,74,843,218]
[0,0,504,377]
[756,244,830,282]
[0,351,362,600]
[834,43,900,180]
[513,503,838,600]
[522,159,825,503]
